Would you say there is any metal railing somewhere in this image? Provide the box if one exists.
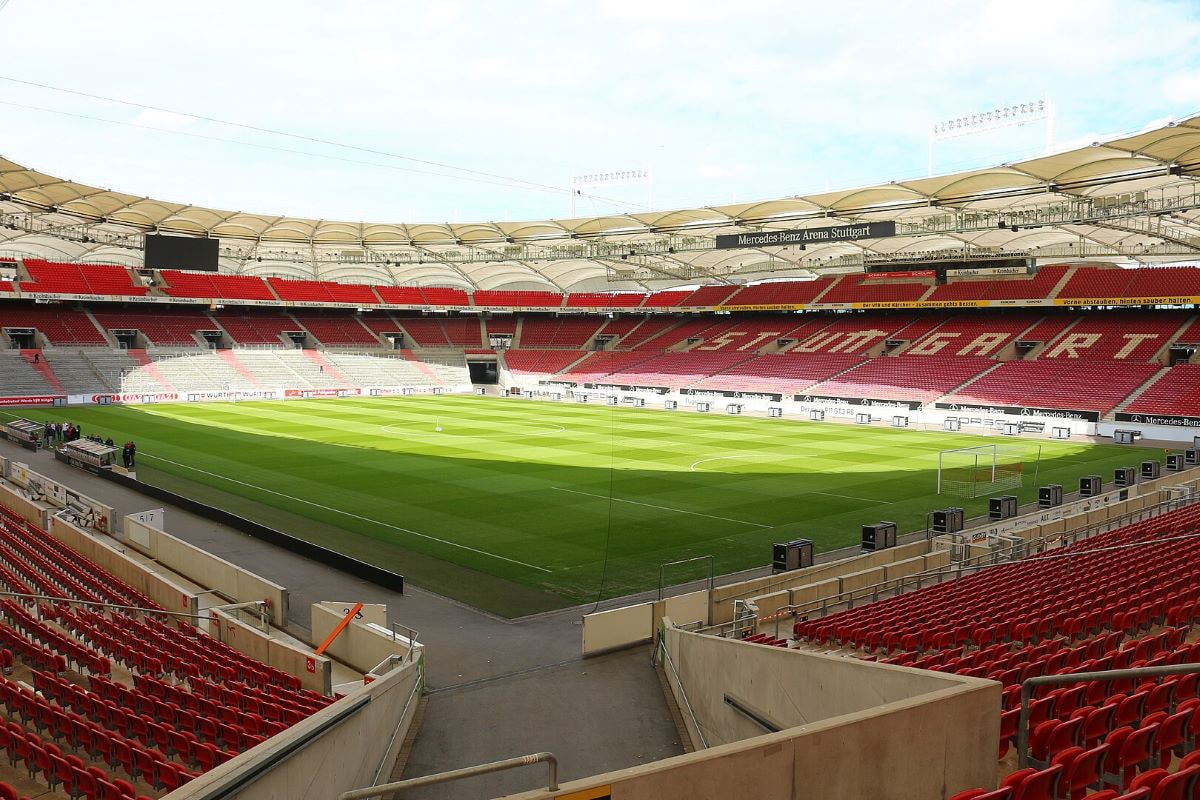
[655,633,709,749]
[337,751,557,800]
[1016,663,1200,768]
[390,622,420,663]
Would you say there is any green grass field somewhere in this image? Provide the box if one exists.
[17,396,1157,617]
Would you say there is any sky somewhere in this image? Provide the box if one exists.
[1,0,1199,225]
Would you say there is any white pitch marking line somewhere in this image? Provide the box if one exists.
[141,453,552,573]
[689,454,755,473]
[378,422,567,438]
[812,491,888,504]
[689,454,888,505]
[551,487,771,529]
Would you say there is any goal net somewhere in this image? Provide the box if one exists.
[937,444,1040,498]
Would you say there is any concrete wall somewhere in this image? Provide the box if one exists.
[582,602,654,655]
[210,608,332,695]
[310,603,422,675]
[161,652,423,800]
[123,516,289,627]
[581,541,930,656]
[46,516,199,617]
[0,481,45,527]
[503,626,999,800]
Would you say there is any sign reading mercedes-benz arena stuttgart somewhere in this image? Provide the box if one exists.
[715,221,897,249]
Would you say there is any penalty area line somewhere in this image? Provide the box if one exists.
[551,487,771,529]
[140,453,552,573]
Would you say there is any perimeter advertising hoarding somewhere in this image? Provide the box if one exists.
[715,221,897,249]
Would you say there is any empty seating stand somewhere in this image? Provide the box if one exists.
[267,278,380,305]
[159,271,275,301]
[0,305,108,346]
[91,310,217,347]
[19,262,147,297]
[0,500,334,799]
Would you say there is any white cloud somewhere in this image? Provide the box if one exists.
[0,0,1197,221]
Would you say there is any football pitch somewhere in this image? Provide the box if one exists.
[22,396,1157,617]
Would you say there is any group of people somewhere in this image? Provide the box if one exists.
[121,441,137,469]
[41,422,137,469]
[42,421,84,445]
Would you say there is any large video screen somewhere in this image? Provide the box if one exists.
[144,234,219,272]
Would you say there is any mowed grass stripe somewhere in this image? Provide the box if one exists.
[36,397,1160,616]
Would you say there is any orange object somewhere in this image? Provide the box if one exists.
[315,602,363,656]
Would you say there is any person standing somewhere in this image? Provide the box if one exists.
[128,441,137,469]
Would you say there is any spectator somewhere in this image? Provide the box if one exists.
[122,442,132,469]
[42,423,51,447]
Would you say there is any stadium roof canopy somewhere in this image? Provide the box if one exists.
[2,115,1200,291]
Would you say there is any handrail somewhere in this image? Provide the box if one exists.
[1017,663,1200,768]
[710,493,1198,639]
[656,633,710,749]
[337,751,557,800]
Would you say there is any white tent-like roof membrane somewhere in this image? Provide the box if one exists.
[2,115,1200,291]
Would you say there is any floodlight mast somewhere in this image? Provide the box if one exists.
[928,99,1054,176]
[569,169,652,216]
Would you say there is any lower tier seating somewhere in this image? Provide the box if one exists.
[0,501,332,800]
[946,361,1162,413]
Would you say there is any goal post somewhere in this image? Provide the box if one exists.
[937,443,1041,497]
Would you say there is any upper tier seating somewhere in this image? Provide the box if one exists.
[565,292,646,308]
[416,287,470,306]
[502,349,586,375]
[722,278,837,307]
[0,306,107,345]
[1123,364,1200,418]
[676,285,739,307]
[266,278,379,305]
[290,313,379,346]
[159,271,275,301]
[947,361,1161,412]
[1040,311,1192,361]
[817,275,931,304]
[19,262,147,297]
[372,286,427,305]
[517,317,604,348]
[1060,266,1200,299]
[91,310,217,347]
[804,355,995,402]
[642,290,692,308]
[925,265,1069,302]
[211,311,302,345]
[472,290,563,308]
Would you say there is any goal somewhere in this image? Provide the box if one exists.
[937,444,1041,497]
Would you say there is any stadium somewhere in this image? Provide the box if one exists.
[0,3,1199,799]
